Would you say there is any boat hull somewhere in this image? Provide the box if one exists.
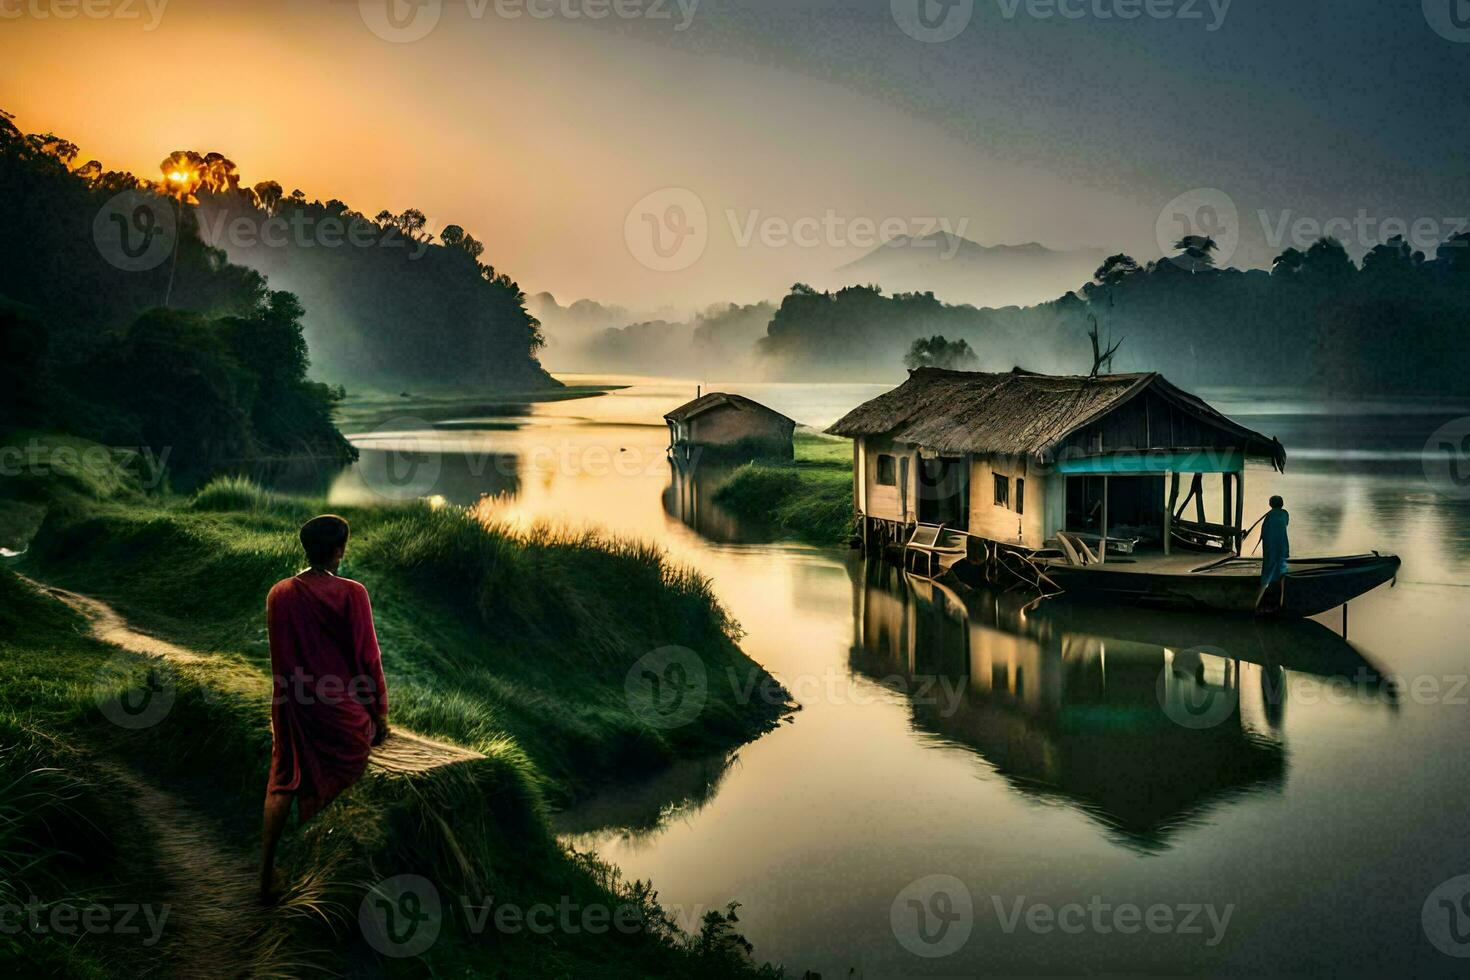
[1040,553,1401,617]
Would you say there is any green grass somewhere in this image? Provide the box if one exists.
[713,432,856,546]
[1,450,796,976]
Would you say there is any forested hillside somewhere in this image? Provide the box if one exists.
[758,237,1470,393]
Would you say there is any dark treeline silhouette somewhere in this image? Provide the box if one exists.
[760,283,1084,380]
[759,235,1470,393]
[187,157,553,390]
[0,110,352,479]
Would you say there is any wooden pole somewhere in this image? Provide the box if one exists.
[1163,470,1173,556]
[1233,471,1245,552]
[1100,476,1109,564]
[1222,472,1233,542]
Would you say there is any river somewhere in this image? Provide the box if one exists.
[323,375,1470,977]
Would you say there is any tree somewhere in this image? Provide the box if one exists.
[1439,232,1470,276]
[1086,312,1122,377]
[1271,246,1305,276]
[904,335,979,371]
[1302,237,1354,280]
[1172,235,1218,272]
[253,180,283,215]
[1093,253,1140,285]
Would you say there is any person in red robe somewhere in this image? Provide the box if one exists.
[260,514,388,901]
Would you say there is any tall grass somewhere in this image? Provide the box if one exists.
[713,433,855,545]
[8,473,795,975]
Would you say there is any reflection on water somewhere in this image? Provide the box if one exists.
[253,377,1470,976]
[851,561,1395,852]
[663,458,779,544]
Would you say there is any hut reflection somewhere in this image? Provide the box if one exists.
[663,458,774,544]
[850,560,1390,851]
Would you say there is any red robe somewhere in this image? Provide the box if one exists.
[266,571,388,821]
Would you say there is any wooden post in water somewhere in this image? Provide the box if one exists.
[1165,471,1178,556]
[1100,476,1109,563]
[1233,471,1245,551]
[1222,472,1233,547]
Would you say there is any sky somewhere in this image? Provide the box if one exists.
[2,0,1467,309]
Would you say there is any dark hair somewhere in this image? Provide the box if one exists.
[300,514,350,566]
[1269,495,1284,509]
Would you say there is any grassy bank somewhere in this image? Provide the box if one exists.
[712,432,855,546]
[0,436,796,976]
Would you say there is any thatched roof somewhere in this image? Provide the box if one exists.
[827,367,1284,466]
[664,392,796,426]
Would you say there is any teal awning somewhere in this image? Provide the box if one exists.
[1054,449,1244,475]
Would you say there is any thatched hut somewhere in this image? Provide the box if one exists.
[827,367,1283,558]
[665,392,796,459]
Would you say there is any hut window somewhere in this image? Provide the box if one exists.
[876,454,897,486]
[1016,478,1025,515]
[993,473,1010,508]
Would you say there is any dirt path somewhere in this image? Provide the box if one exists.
[103,764,272,980]
[15,576,492,974]
[28,577,485,774]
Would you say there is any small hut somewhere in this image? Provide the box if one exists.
[665,392,796,460]
[827,367,1284,559]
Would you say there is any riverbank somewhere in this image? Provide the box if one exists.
[712,432,855,545]
[0,435,795,976]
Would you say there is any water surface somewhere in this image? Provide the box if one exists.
[325,377,1470,976]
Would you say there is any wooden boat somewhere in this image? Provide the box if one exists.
[1038,549,1400,618]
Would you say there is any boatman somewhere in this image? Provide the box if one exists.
[1255,495,1290,613]
[260,515,389,902]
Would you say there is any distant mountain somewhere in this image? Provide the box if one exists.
[829,233,1107,308]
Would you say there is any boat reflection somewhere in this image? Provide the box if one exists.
[850,559,1394,851]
